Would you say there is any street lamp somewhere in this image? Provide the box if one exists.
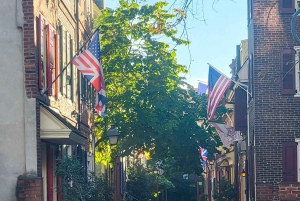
[106,124,121,201]
[107,124,119,145]
[241,169,246,177]
[153,167,159,201]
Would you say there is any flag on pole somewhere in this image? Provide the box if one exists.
[73,31,107,116]
[210,123,241,147]
[73,31,105,92]
[95,90,107,116]
[199,146,208,169]
[207,65,232,121]
[198,81,208,95]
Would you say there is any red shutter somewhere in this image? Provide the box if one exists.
[46,25,55,95]
[282,142,297,182]
[234,87,247,131]
[281,49,295,95]
[55,34,60,100]
[38,14,45,90]
[280,0,295,13]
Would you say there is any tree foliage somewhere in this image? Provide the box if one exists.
[94,0,221,175]
[213,177,237,201]
[125,158,174,201]
[55,157,114,201]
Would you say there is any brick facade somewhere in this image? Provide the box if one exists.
[249,0,300,200]
[23,0,38,99]
[279,183,300,201]
[17,177,43,201]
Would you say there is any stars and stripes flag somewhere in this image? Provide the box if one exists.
[72,31,107,116]
[199,146,208,169]
[207,65,232,121]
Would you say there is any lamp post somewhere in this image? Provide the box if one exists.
[207,160,215,201]
[153,167,159,201]
[107,125,121,201]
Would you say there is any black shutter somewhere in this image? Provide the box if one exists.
[280,0,295,13]
[281,49,295,95]
[248,54,254,98]
[282,142,297,182]
[234,87,247,131]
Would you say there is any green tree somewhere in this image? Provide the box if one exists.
[213,177,237,201]
[55,157,114,201]
[126,158,174,201]
[94,0,221,175]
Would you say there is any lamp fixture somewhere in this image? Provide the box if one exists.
[241,169,246,177]
[107,124,119,145]
[153,166,159,175]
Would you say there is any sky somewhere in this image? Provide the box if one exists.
[105,0,248,87]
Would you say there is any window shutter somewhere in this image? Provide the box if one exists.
[91,88,95,109]
[87,82,91,108]
[46,25,55,96]
[282,142,297,182]
[59,26,67,95]
[71,39,76,102]
[248,54,254,98]
[55,34,60,100]
[281,49,295,95]
[280,0,295,13]
[38,14,45,90]
[234,87,247,131]
[66,33,71,99]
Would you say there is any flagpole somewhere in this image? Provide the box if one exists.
[207,63,250,95]
[41,27,100,96]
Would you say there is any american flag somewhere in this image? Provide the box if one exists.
[73,31,107,116]
[199,146,208,169]
[207,65,231,121]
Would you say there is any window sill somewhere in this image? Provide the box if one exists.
[294,94,300,98]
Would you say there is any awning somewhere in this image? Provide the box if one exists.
[40,106,86,145]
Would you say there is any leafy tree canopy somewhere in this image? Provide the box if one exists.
[94,0,221,175]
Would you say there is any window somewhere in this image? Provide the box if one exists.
[281,49,295,95]
[280,0,295,13]
[59,26,67,96]
[38,14,46,91]
[293,47,300,96]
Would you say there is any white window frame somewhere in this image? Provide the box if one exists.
[295,138,300,181]
[294,46,300,97]
[296,0,300,11]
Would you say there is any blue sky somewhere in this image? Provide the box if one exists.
[105,0,247,87]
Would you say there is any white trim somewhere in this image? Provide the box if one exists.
[295,138,300,182]
[294,46,300,96]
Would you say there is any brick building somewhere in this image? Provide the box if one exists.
[0,0,98,200]
[247,0,300,200]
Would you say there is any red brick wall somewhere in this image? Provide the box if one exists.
[249,0,300,200]
[256,183,274,201]
[17,177,43,201]
[279,183,300,201]
[23,0,38,99]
